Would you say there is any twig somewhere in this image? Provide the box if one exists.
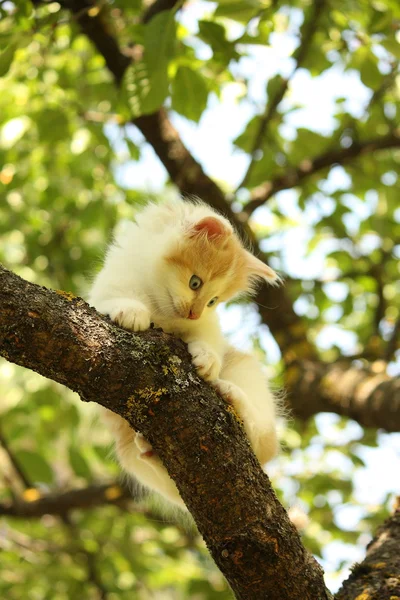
[236,0,326,191]
[245,131,400,214]
[0,424,110,599]
[0,426,32,489]
[385,316,400,361]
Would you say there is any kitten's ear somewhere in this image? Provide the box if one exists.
[191,217,230,239]
[245,251,280,286]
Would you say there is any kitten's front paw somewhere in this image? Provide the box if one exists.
[213,379,248,407]
[109,299,151,332]
[135,432,155,459]
[188,341,221,381]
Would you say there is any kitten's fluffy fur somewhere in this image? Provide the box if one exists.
[89,197,280,509]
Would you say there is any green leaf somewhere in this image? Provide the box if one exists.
[124,9,176,116]
[381,37,400,59]
[348,46,381,89]
[126,137,140,161]
[0,42,17,77]
[69,447,92,479]
[214,0,259,23]
[171,66,209,122]
[233,116,259,152]
[124,60,164,116]
[266,74,285,101]
[198,20,239,64]
[144,9,176,75]
[15,450,54,484]
[36,108,70,143]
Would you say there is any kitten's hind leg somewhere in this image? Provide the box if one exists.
[216,347,280,467]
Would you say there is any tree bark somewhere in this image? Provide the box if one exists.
[335,500,400,600]
[0,264,331,600]
[287,360,400,433]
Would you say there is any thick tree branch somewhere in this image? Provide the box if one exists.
[287,360,400,433]
[246,131,400,213]
[335,500,400,600]
[64,0,131,84]
[0,264,331,600]
[133,109,242,227]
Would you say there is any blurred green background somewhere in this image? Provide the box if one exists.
[0,0,399,598]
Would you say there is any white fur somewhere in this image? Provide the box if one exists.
[89,197,280,509]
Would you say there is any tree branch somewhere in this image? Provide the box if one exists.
[0,482,134,518]
[286,359,400,432]
[335,499,400,599]
[133,108,243,227]
[0,419,109,597]
[64,0,131,85]
[245,131,400,213]
[0,426,32,489]
[142,0,180,24]
[60,0,248,235]
[0,264,331,600]
[385,315,400,361]
[237,0,326,191]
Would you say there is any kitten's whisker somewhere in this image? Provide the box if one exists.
[253,301,279,311]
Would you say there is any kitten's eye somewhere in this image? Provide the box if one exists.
[207,297,218,307]
[189,275,203,290]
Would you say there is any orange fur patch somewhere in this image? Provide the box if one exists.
[166,231,250,299]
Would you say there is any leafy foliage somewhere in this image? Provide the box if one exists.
[0,0,399,598]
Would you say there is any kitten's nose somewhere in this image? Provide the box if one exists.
[188,310,200,320]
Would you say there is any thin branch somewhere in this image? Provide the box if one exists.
[373,267,386,332]
[0,482,133,518]
[385,315,400,362]
[236,0,326,191]
[245,130,400,214]
[0,426,32,489]
[0,407,109,598]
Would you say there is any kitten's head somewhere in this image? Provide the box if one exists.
[151,213,279,322]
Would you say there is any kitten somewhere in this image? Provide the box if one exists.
[89,197,281,509]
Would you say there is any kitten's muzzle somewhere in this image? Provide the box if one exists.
[188,309,200,320]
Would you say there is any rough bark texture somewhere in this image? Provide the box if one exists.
[0,265,332,600]
[287,360,400,433]
[336,501,400,600]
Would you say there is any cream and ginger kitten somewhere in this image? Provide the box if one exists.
[89,197,280,509]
